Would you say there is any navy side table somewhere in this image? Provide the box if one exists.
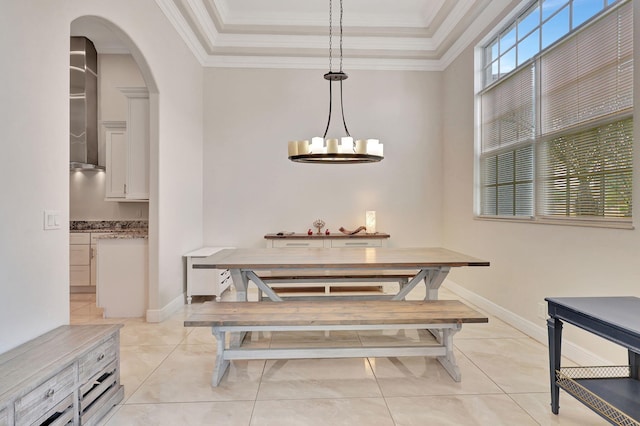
[546,297,640,425]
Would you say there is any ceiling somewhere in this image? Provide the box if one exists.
[73,0,516,71]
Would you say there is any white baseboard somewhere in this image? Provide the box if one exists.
[146,293,185,323]
[443,280,610,366]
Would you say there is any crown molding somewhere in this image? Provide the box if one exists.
[203,54,442,71]
[186,0,219,46]
[155,0,208,64]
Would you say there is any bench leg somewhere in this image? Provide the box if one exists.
[211,327,230,387]
[436,325,461,382]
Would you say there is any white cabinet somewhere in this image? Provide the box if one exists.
[96,238,148,318]
[104,122,127,199]
[70,232,109,288]
[104,87,149,202]
[184,247,234,304]
[70,233,91,287]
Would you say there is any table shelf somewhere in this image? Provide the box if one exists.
[556,366,640,425]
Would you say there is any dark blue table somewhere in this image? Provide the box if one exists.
[546,297,640,425]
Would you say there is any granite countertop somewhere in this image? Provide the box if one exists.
[70,220,148,239]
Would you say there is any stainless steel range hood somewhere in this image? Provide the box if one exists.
[70,37,103,171]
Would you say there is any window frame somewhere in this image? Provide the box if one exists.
[474,0,633,229]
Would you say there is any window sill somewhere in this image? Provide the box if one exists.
[475,215,634,230]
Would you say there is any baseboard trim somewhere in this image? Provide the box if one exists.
[146,293,184,323]
[443,280,610,366]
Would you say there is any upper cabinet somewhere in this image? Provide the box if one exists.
[104,87,149,202]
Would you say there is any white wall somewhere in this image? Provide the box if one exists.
[441,4,640,364]
[0,0,203,352]
[203,68,443,248]
[69,54,149,221]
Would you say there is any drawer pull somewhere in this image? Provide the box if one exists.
[344,242,370,246]
[45,388,55,398]
[97,353,105,361]
[286,243,310,246]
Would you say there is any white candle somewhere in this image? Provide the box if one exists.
[310,137,324,154]
[327,138,339,154]
[288,141,298,157]
[297,140,310,155]
[355,139,367,154]
[341,137,354,153]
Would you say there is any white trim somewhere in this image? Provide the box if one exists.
[155,0,209,65]
[101,120,127,130]
[443,279,612,367]
[186,0,219,47]
[203,55,441,71]
[214,33,436,52]
[146,292,185,323]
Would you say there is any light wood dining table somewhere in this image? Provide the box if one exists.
[193,247,490,302]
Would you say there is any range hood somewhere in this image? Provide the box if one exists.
[70,37,103,171]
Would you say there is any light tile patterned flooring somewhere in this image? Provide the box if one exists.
[70,287,609,426]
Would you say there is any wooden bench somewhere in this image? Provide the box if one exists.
[184,299,488,386]
[254,269,420,299]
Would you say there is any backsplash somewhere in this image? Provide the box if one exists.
[70,220,148,231]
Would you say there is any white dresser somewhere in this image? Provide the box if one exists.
[183,247,234,303]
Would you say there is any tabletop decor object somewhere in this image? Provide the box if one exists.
[313,219,326,234]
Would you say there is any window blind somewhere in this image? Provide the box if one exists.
[539,2,633,219]
[480,64,535,216]
[540,3,633,135]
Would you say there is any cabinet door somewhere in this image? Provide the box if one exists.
[125,96,149,200]
[105,128,127,199]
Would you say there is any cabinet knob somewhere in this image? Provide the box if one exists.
[97,353,105,361]
[45,388,55,398]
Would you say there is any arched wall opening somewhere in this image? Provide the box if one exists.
[70,16,160,316]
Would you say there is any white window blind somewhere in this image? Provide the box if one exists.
[478,0,633,224]
[539,2,633,219]
[480,64,534,216]
[540,4,633,135]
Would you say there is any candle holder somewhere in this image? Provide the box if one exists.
[312,219,326,235]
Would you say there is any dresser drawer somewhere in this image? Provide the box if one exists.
[78,336,118,383]
[14,364,75,426]
[272,239,324,248]
[331,239,382,248]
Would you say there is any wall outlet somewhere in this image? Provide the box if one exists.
[537,302,547,320]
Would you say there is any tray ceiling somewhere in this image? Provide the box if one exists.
[76,0,518,71]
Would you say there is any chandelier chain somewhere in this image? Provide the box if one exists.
[329,0,332,71]
[340,0,343,72]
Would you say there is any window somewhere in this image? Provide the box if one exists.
[478,0,633,225]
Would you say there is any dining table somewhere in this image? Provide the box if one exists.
[193,246,490,302]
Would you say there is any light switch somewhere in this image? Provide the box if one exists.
[44,210,61,230]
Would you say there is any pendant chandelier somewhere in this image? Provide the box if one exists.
[288,0,383,164]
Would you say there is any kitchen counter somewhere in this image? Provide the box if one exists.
[70,220,148,238]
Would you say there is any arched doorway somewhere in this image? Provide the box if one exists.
[69,16,159,320]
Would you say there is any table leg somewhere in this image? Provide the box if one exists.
[246,271,283,302]
[392,269,428,300]
[629,350,640,379]
[423,267,450,301]
[547,316,563,414]
[230,269,248,302]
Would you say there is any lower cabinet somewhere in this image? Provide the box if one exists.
[0,325,123,426]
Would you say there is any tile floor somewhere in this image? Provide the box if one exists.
[70,287,609,426]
